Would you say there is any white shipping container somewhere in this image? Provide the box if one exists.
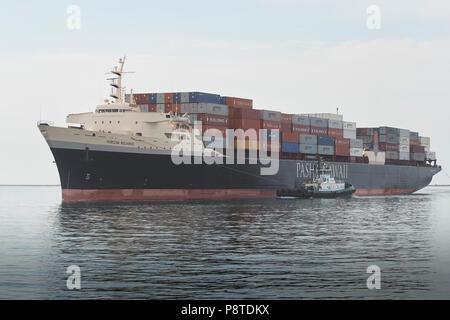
[343,121,356,130]
[399,152,410,161]
[156,93,165,104]
[399,137,410,145]
[180,103,189,114]
[328,119,343,129]
[399,144,410,153]
[350,148,363,157]
[156,104,165,113]
[343,130,356,140]
[424,145,430,153]
[419,136,430,146]
[426,152,436,160]
[302,113,343,121]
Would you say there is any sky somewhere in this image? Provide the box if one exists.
[1,0,450,184]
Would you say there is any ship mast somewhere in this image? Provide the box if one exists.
[106,56,134,103]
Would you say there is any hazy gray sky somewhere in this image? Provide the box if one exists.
[1,0,450,184]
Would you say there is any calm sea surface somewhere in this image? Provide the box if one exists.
[0,185,449,299]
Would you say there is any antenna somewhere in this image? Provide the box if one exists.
[105,56,135,103]
[336,107,339,115]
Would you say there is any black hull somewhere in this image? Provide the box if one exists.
[49,146,441,202]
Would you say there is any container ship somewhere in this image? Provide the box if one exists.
[38,58,441,202]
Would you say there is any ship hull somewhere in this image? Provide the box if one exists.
[49,146,441,202]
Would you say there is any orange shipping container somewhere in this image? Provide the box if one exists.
[202,125,228,137]
[148,104,157,112]
[281,113,292,123]
[134,93,149,104]
[281,123,291,132]
[335,145,350,156]
[231,119,261,129]
[164,93,173,103]
[225,97,253,109]
[335,137,350,147]
[261,120,281,130]
[282,132,299,143]
[328,128,343,139]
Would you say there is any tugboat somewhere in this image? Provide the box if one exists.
[277,160,355,199]
[302,164,356,198]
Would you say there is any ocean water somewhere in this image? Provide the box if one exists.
[0,185,449,299]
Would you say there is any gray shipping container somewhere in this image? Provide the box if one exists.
[299,134,317,145]
[180,103,189,114]
[292,115,310,126]
[318,145,334,155]
[189,103,228,116]
[156,104,165,113]
[410,131,419,139]
[260,110,281,122]
[328,119,343,129]
[137,104,148,112]
[156,93,165,104]
[380,126,399,135]
[309,117,328,128]
[299,144,317,154]
[385,151,399,160]
[399,152,410,161]
[343,130,356,140]
[412,153,425,161]
[379,134,399,144]
[180,92,190,103]
[350,138,363,148]
[360,136,372,143]
[398,129,410,137]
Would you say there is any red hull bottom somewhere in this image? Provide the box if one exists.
[62,189,277,202]
[62,187,418,202]
[354,188,417,196]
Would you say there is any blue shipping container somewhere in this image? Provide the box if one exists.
[317,135,334,146]
[149,93,157,104]
[282,142,299,153]
[189,92,221,104]
[173,93,181,103]
[219,96,227,105]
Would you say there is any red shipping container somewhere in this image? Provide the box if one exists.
[410,144,424,153]
[225,97,253,109]
[335,145,350,156]
[234,129,259,141]
[134,93,149,104]
[282,132,299,143]
[202,125,227,137]
[281,123,292,132]
[233,108,260,120]
[335,137,350,147]
[172,103,182,114]
[292,125,310,134]
[261,120,281,130]
[164,104,172,113]
[230,119,261,129]
[281,113,292,123]
[359,128,367,136]
[410,138,419,146]
[148,104,157,112]
[164,93,173,103]
[193,114,229,127]
[378,142,398,151]
[310,126,327,135]
[327,128,343,139]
